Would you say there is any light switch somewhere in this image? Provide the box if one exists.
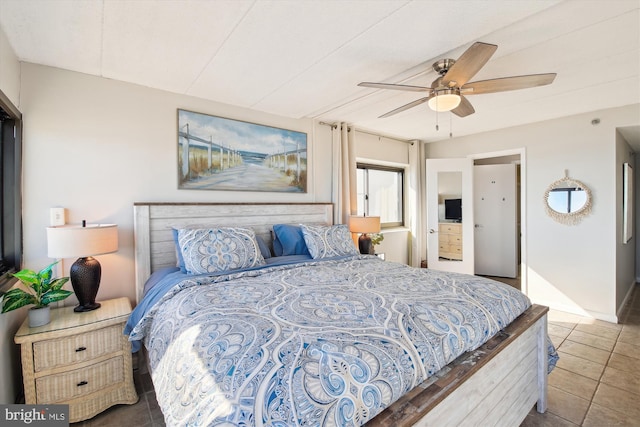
[50,208,65,226]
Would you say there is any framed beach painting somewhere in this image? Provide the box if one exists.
[177,109,307,192]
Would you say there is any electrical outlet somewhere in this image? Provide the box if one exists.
[50,207,65,226]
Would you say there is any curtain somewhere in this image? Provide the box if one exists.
[331,123,357,224]
[408,139,425,267]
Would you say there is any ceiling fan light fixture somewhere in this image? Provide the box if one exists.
[359,42,556,119]
[428,89,461,112]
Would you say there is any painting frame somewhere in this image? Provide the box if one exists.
[177,109,308,193]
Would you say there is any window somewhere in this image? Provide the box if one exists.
[0,90,22,293]
[356,163,404,227]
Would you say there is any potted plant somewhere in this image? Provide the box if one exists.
[1,261,72,327]
[370,233,384,254]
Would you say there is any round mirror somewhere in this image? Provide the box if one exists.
[544,176,592,225]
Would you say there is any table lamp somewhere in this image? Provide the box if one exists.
[47,222,118,312]
[349,215,381,254]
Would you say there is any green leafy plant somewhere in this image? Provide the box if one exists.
[370,233,384,246]
[1,261,72,313]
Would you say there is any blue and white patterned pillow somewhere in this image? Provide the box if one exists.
[177,227,265,274]
[300,224,359,259]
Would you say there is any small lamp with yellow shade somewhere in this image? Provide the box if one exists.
[349,215,381,255]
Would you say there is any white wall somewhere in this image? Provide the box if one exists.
[19,63,333,307]
[426,104,640,321]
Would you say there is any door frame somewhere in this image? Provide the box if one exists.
[426,158,475,275]
[469,148,527,296]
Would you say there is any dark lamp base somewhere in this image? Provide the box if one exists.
[358,234,375,255]
[70,256,102,313]
[74,302,101,312]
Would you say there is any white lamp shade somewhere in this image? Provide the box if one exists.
[428,93,461,112]
[47,224,118,258]
[349,216,381,233]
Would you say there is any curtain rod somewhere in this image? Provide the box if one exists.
[367,131,416,145]
[318,121,338,129]
[318,121,416,145]
[354,128,414,145]
[318,121,349,131]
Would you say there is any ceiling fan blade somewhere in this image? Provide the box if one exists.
[462,73,557,94]
[358,82,429,92]
[380,97,429,118]
[442,42,498,87]
[451,95,475,118]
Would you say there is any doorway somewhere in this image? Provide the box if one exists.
[471,149,525,293]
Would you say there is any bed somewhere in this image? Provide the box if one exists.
[127,202,557,426]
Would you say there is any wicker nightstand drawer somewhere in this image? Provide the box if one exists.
[36,356,124,403]
[33,324,122,372]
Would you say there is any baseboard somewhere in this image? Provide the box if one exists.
[617,280,637,320]
[532,298,618,324]
[580,310,618,324]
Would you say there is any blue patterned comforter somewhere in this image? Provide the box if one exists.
[127,255,536,426]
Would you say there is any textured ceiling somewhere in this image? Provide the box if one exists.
[0,0,638,146]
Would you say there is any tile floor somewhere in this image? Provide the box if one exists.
[521,283,640,426]
[74,284,640,427]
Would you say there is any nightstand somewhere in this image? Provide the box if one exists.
[14,297,138,422]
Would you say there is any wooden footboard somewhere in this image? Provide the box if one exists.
[367,304,548,426]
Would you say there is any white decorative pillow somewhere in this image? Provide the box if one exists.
[177,227,265,274]
[300,224,359,259]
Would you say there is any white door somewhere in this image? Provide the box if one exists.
[474,164,518,278]
[426,158,475,274]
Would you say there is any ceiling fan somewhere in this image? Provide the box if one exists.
[358,42,556,118]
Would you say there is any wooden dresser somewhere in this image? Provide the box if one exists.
[14,297,138,422]
[438,222,463,260]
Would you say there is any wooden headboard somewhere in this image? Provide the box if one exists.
[133,202,333,303]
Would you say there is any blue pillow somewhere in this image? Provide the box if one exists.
[272,234,283,256]
[255,235,272,259]
[272,224,310,256]
[172,228,187,272]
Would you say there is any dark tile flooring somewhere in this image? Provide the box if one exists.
[74,284,640,426]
